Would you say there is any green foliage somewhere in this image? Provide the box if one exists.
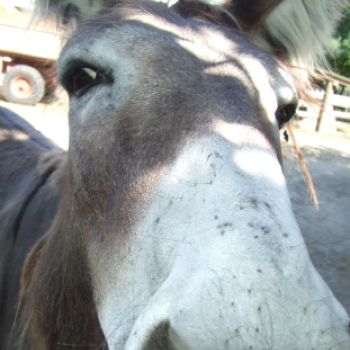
[328,6,350,77]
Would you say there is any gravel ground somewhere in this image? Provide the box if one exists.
[1,97,350,315]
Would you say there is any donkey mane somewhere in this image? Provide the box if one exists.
[254,0,347,68]
[179,0,347,69]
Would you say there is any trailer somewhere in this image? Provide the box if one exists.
[0,3,61,104]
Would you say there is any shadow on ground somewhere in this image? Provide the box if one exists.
[284,140,350,315]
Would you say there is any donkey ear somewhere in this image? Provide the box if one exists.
[34,0,110,23]
[221,0,282,31]
[234,0,348,69]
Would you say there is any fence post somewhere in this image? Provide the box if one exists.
[315,80,333,132]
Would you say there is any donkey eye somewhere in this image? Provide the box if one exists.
[70,67,112,97]
[276,103,297,129]
[71,67,99,96]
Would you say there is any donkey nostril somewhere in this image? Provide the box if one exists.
[142,320,171,350]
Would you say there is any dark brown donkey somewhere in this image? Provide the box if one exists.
[0,106,63,349]
[1,0,350,349]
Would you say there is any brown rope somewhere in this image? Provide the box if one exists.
[287,125,319,211]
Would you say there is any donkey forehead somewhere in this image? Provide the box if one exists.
[58,5,296,99]
[59,14,249,68]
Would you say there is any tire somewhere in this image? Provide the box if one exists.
[1,65,45,105]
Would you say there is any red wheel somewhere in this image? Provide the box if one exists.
[10,76,33,98]
[1,65,45,105]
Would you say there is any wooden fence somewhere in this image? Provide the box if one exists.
[296,72,350,132]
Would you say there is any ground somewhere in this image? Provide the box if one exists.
[0,97,349,316]
[282,129,350,315]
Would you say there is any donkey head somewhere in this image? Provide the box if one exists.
[21,0,350,349]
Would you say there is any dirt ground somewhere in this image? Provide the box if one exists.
[282,128,350,315]
[1,97,349,316]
